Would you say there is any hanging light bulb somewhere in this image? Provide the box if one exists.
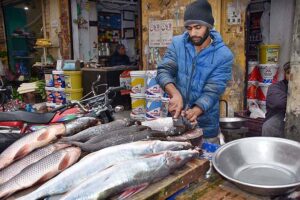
[24,6,29,10]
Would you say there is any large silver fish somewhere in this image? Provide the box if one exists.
[141,117,174,132]
[64,117,99,136]
[0,147,81,199]
[61,118,132,142]
[0,143,69,185]
[17,140,192,200]
[61,149,199,200]
[0,124,66,170]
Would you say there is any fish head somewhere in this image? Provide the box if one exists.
[165,150,199,169]
[152,141,193,152]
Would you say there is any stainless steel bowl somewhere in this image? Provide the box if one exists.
[219,117,246,129]
[212,137,300,196]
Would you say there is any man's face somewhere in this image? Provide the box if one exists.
[118,47,126,55]
[185,24,208,45]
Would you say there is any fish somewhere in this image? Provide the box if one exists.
[141,117,174,132]
[17,140,192,200]
[0,124,66,170]
[64,117,99,136]
[0,147,81,199]
[61,118,132,142]
[0,143,70,185]
[0,133,22,154]
[71,129,168,152]
[85,125,149,144]
[60,149,199,200]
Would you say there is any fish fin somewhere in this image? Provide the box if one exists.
[37,130,49,141]
[14,144,31,160]
[117,183,149,200]
[58,154,71,171]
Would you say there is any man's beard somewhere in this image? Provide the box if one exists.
[189,29,210,46]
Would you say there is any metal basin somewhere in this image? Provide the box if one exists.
[219,117,246,129]
[212,137,300,196]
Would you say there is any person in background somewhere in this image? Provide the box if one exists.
[262,62,290,137]
[156,0,233,143]
[109,44,130,66]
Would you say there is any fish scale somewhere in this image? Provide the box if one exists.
[60,150,199,200]
[0,143,69,185]
[0,147,81,199]
[17,140,192,200]
[0,124,66,170]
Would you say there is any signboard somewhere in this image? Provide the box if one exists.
[149,20,173,47]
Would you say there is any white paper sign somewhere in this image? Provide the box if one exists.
[149,20,173,47]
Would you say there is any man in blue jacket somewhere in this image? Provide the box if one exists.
[156,0,233,140]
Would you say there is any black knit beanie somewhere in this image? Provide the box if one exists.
[184,0,214,29]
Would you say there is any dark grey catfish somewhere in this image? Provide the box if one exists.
[85,125,148,144]
[65,117,99,136]
[71,129,167,152]
[61,119,132,142]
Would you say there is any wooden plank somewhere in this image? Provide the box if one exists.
[129,158,209,200]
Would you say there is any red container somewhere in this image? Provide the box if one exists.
[247,81,258,99]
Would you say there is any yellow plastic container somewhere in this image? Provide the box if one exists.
[259,44,280,64]
[65,88,83,101]
[63,71,82,89]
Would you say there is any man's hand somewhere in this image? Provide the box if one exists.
[184,106,203,124]
[169,93,183,118]
[165,83,183,119]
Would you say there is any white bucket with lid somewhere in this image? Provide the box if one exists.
[130,93,146,116]
[145,95,162,120]
[130,71,146,94]
[146,70,163,96]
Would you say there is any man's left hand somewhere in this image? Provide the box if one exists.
[184,106,203,123]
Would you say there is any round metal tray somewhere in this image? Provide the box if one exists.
[212,137,300,196]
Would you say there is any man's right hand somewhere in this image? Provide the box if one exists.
[165,83,183,119]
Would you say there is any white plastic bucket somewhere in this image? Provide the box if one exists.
[130,71,146,94]
[247,81,258,99]
[45,87,55,103]
[146,70,163,96]
[258,64,279,84]
[146,95,162,120]
[248,61,261,82]
[53,88,66,105]
[257,83,271,101]
[130,93,146,116]
[53,70,65,88]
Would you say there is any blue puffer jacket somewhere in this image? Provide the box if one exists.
[156,30,233,138]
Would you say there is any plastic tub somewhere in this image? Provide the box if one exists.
[64,71,82,89]
[256,83,271,101]
[130,93,146,115]
[161,97,170,117]
[146,70,163,96]
[130,71,146,94]
[45,87,55,103]
[53,70,65,88]
[146,95,162,120]
[53,88,66,105]
[259,44,280,64]
[248,61,261,82]
[65,88,83,101]
[258,64,279,84]
[247,81,258,100]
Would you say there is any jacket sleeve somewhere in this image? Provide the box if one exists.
[266,84,287,110]
[194,54,233,112]
[156,42,178,89]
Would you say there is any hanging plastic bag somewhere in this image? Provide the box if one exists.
[249,101,265,118]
